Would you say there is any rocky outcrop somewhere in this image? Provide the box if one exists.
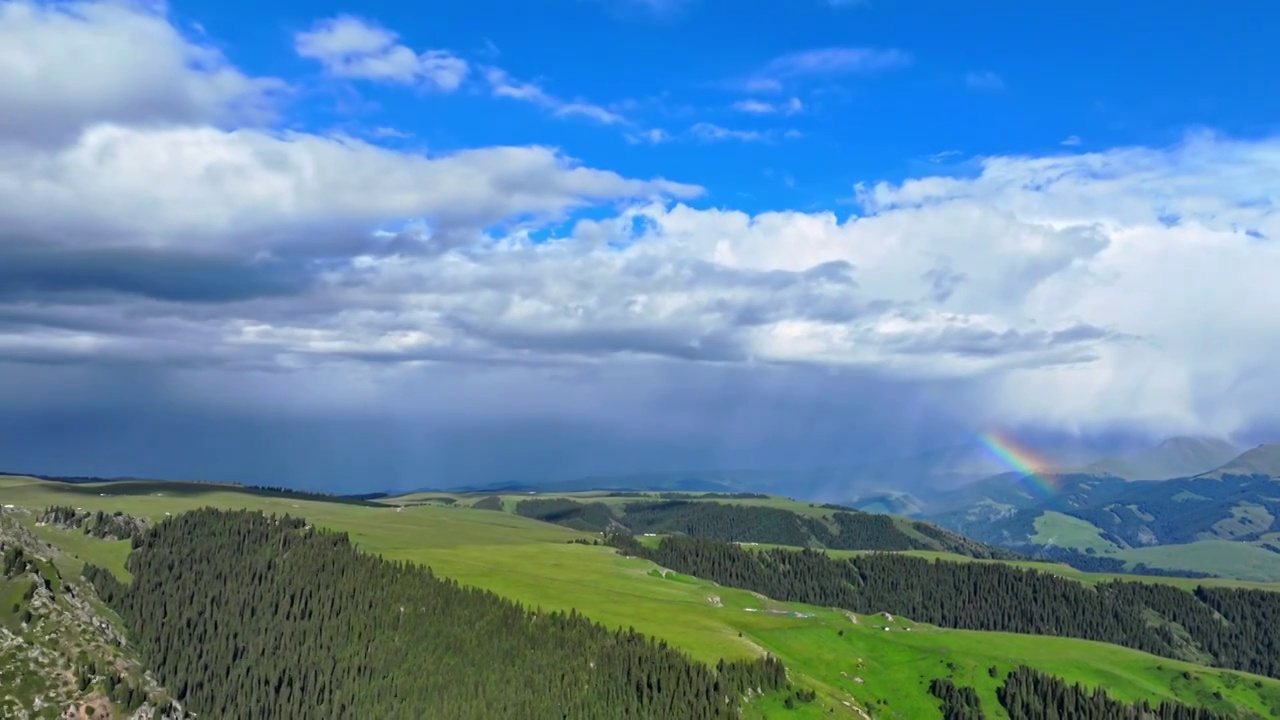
[0,514,189,719]
[37,507,149,541]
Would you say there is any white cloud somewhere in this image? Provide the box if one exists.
[683,123,802,143]
[731,97,804,115]
[0,0,284,147]
[1061,135,1083,146]
[483,67,626,125]
[964,71,1006,92]
[295,15,467,90]
[740,46,910,93]
[689,123,765,142]
[211,133,1280,437]
[0,124,700,252]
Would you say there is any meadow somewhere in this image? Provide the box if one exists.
[5,474,1280,719]
[1030,506,1280,582]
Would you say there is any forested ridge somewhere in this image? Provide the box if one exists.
[84,508,791,719]
[514,497,1013,558]
[607,534,1280,680]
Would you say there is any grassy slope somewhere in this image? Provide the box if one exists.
[388,489,974,554]
[1026,506,1280,582]
[6,476,1280,718]
[1031,510,1121,553]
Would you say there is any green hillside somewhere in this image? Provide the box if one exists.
[926,465,1280,582]
[385,488,1007,558]
[4,474,1280,718]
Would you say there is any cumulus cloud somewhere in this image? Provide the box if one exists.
[0,0,284,146]
[0,124,698,252]
[2,1,1279,485]
[295,14,468,90]
[11,128,1279,442]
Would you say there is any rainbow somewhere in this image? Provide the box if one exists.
[978,432,1061,500]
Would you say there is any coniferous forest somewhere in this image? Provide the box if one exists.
[932,667,1232,719]
[83,509,790,720]
[607,534,1280,680]
[995,666,1230,720]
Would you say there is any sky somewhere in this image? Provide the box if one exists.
[0,0,1278,492]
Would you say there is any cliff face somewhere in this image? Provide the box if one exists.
[0,509,187,720]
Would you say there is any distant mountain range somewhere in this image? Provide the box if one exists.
[912,443,1280,581]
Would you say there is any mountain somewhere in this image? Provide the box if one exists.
[1079,437,1243,481]
[922,460,1280,580]
[1198,443,1280,479]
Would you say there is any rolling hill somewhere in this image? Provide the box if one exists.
[391,489,1012,559]
[5,472,1280,718]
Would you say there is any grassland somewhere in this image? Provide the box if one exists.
[5,475,1280,718]
[1114,541,1280,584]
[1031,510,1120,553]
[1026,506,1280,582]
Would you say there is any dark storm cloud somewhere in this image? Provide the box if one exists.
[0,358,974,493]
[880,321,1118,359]
[0,241,315,303]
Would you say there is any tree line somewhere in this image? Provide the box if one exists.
[84,508,792,719]
[606,533,1280,679]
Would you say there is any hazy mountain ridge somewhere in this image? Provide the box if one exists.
[1197,444,1280,479]
[1076,437,1244,481]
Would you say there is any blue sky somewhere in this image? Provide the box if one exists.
[172,0,1279,216]
[0,0,1277,491]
